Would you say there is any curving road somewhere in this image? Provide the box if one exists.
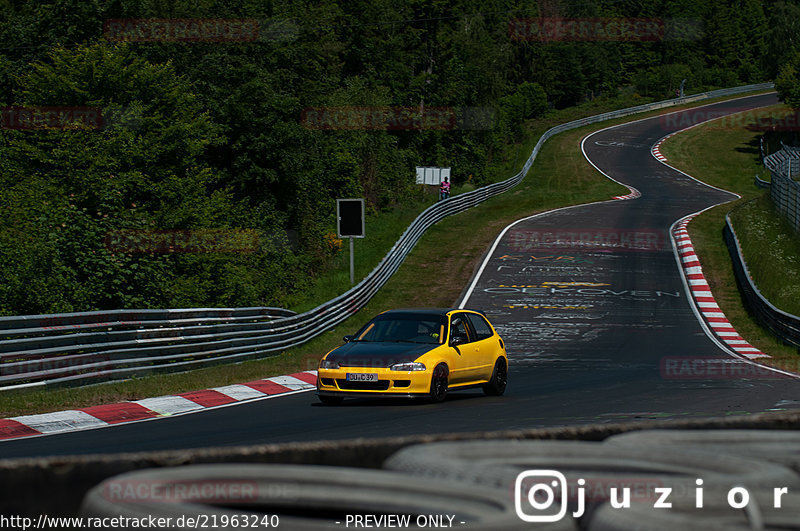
[3,92,799,459]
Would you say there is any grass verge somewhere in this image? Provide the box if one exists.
[660,103,800,370]
[730,196,800,316]
[0,89,777,417]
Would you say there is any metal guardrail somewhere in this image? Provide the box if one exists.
[765,146,800,231]
[0,83,775,390]
[724,215,800,349]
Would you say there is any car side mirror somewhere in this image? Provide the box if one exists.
[343,335,354,343]
[450,335,466,346]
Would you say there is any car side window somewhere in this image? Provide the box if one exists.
[449,313,472,344]
[466,313,493,340]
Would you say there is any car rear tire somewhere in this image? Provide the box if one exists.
[318,395,344,406]
[428,364,449,403]
[483,358,507,396]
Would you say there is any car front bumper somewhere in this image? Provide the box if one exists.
[316,367,432,396]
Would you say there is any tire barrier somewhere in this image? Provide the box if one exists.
[0,83,775,390]
[724,214,800,349]
[80,464,575,530]
[383,437,800,527]
[3,412,799,519]
[605,429,800,473]
[589,488,800,530]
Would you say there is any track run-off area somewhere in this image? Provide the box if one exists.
[2,92,799,459]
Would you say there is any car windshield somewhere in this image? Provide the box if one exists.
[353,313,447,344]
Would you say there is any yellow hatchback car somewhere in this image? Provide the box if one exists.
[316,308,508,405]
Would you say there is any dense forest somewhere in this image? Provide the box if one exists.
[1,0,799,315]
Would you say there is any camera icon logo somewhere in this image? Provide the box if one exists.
[515,470,568,522]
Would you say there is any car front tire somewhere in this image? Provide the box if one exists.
[428,364,449,403]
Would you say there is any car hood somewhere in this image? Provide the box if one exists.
[326,341,438,368]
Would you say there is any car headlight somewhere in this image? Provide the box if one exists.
[390,362,426,371]
[319,359,339,369]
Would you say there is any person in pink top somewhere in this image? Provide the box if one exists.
[439,176,450,201]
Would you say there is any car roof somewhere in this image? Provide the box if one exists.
[382,308,486,317]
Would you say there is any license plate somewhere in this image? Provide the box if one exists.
[346,373,378,382]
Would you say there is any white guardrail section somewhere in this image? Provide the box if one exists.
[0,83,775,390]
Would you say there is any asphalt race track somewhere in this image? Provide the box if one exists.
[3,92,799,459]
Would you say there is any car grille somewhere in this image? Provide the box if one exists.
[336,379,391,391]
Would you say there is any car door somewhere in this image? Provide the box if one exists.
[447,312,476,384]
[465,312,499,380]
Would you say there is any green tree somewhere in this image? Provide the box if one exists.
[776,52,800,109]
[765,1,800,78]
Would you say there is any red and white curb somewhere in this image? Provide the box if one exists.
[0,371,318,441]
[614,187,642,200]
[651,132,676,162]
[672,218,769,360]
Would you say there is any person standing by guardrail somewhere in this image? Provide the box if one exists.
[439,176,450,201]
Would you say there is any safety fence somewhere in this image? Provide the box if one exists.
[724,215,800,349]
[0,83,775,390]
[764,145,800,231]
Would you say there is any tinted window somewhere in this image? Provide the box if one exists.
[466,313,493,340]
[355,313,446,344]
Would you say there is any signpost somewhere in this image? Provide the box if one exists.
[336,198,365,285]
[415,167,451,186]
